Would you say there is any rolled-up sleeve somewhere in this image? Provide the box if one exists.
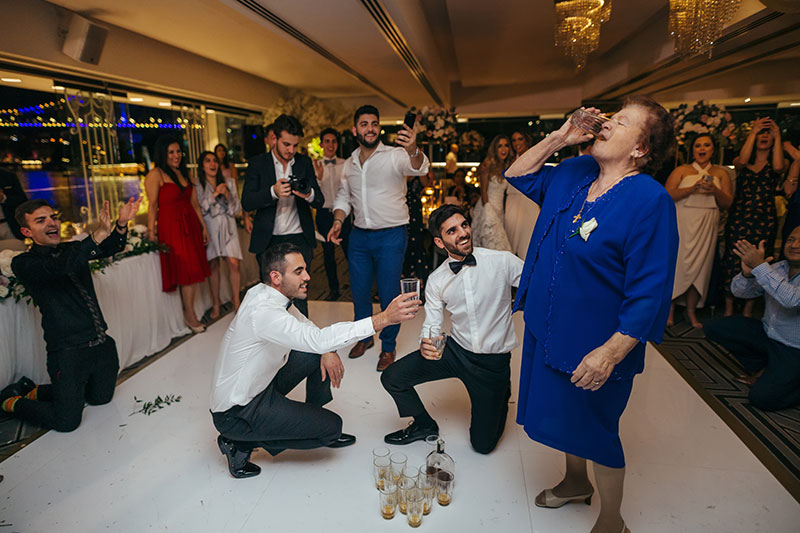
[616,193,679,344]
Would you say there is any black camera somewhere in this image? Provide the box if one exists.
[287,174,312,195]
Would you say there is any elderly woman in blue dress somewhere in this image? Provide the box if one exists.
[505,95,678,533]
[196,151,244,316]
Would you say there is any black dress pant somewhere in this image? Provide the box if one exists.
[14,338,119,432]
[381,339,511,454]
[257,233,314,317]
[212,350,342,456]
[315,208,351,294]
[705,316,800,411]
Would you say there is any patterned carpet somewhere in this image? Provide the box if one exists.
[656,319,800,502]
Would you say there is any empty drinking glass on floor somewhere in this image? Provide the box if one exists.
[417,465,435,515]
[436,470,454,506]
[390,452,407,483]
[406,488,424,527]
[398,475,416,515]
[374,456,391,490]
[379,479,398,519]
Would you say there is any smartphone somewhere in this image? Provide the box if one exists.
[403,111,416,130]
[702,175,714,183]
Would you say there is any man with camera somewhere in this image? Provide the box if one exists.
[242,114,323,317]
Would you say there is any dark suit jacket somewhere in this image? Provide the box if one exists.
[241,152,324,254]
[0,168,28,240]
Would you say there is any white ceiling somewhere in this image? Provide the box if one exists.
[30,0,800,117]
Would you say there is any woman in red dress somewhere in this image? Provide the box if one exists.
[145,136,210,333]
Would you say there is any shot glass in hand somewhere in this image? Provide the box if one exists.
[425,326,447,360]
[569,108,610,137]
[400,278,421,300]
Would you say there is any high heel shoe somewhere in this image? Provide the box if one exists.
[186,322,206,334]
[534,488,594,508]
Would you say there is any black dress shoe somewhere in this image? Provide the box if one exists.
[384,421,439,445]
[217,435,261,479]
[16,377,36,396]
[0,377,34,402]
[327,433,356,448]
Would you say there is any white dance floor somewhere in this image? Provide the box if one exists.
[1,301,798,532]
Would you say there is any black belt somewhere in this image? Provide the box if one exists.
[354,224,406,232]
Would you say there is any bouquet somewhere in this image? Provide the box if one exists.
[671,101,735,150]
[410,106,458,145]
[0,249,27,302]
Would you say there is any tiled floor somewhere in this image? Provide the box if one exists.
[1,301,798,532]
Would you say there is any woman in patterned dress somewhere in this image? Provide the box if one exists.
[722,117,786,317]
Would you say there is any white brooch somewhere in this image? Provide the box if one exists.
[569,217,598,241]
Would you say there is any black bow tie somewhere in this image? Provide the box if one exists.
[285,301,292,310]
[324,159,337,165]
[449,254,476,274]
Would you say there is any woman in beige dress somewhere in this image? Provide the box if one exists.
[505,130,541,259]
[665,134,733,327]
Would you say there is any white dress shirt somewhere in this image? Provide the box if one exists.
[333,142,429,229]
[269,152,315,235]
[210,284,375,412]
[421,247,523,354]
[318,157,344,210]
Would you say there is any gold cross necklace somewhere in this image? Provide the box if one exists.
[572,172,637,224]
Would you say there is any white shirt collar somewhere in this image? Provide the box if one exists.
[271,151,294,169]
[263,284,291,309]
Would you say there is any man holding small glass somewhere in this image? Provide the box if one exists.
[381,204,523,453]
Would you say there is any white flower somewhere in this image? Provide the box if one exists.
[132,224,148,236]
[0,285,8,298]
[13,283,24,296]
[128,236,142,247]
[123,244,133,253]
[579,217,598,241]
[0,249,22,277]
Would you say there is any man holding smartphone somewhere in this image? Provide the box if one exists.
[327,105,429,371]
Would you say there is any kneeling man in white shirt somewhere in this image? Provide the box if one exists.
[381,205,523,453]
[210,242,420,478]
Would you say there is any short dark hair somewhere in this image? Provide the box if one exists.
[272,114,304,139]
[354,105,380,126]
[260,242,304,281]
[319,127,340,143]
[15,199,52,229]
[623,95,676,175]
[264,122,275,137]
[429,204,467,238]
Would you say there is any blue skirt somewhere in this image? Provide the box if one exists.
[516,328,634,468]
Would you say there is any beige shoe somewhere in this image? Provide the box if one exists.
[534,488,593,508]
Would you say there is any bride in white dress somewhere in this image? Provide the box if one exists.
[505,130,541,259]
[472,134,514,252]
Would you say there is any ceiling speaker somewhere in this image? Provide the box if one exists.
[61,13,108,65]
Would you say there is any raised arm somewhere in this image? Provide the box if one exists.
[506,110,594,178]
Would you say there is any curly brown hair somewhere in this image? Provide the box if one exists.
[623,95,676,176]
[480,134,515,180]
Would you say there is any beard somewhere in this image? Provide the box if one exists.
[442,235,473,258]
[356,131,380,149]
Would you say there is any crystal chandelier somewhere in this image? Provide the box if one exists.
[669,0,742,57]
[554,0,612,70]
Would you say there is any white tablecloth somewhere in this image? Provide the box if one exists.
[0,246,256,387]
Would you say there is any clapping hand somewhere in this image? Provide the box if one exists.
[313,159,324,181]
[214,182,229,199]
[733,239,772,277]
[92,200,112,243]
[117,197,142,227]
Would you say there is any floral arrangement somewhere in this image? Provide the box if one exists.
[410,106,458,145]
[264,90,351,143]
[671,101,735,149]
[458,130,485,154]
[0,225,165,303]
[0,249,27,302]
